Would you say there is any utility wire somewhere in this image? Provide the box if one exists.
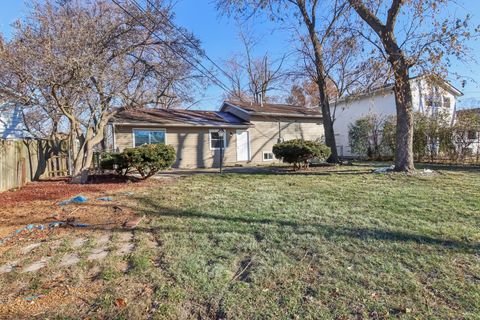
[126,0,232,94]
[143,0,238,85]
[111,0,235,97]
[129,0,234,94]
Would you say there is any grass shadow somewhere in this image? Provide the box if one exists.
[130,197,479,254]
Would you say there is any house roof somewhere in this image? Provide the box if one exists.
[111,108,252,128]
[223,100,322,118]
[333,75,463,104]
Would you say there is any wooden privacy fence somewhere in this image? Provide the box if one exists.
[0,139,68,192]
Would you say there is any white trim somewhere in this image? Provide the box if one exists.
[236,129,250,162]
[132,128,167,147]
[112,123,117,151]
[209,129,228,151]
[262,151,275,162]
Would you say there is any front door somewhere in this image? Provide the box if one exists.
[236,130,250,162]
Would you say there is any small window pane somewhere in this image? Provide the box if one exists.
[443,97,451,109]
[134,130,149,147]
[210,131,225,149]
[150,131,165,144]
[263,152,274,160]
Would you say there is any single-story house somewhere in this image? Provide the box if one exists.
[111,101,324,168]
[332,75,463,157]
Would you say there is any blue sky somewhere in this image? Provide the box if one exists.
[1,0,480,109]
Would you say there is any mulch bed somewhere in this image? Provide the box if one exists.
[0,175,144,208]
[0,175,172,244]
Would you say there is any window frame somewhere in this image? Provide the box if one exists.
[209,129,228,151]
[467,130,478,140]
[132,128,167,148]
[262,151,275,162]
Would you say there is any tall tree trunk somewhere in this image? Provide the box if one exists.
[317,77,339,163]
[348,0,416,172]
[297,1,339,163]
[392,70,415,172]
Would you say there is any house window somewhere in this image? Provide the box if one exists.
[263,151,275,161]
[133,129,166,147]
[468,130,477,140]
[209,130,227,150]
[443,97,451,110]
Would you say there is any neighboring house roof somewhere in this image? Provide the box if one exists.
[333,75,463,104]
[111,108,252,128]
[222,100,323,118]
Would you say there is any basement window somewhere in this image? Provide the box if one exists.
[263,152,275,161]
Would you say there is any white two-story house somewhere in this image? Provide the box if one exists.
[332,76,463,157]
[0,103,31,140]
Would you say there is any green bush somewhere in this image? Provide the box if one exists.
[348,115,386,159]
[100,152,130,175]
[273,139,330,170]
[123,144,176,179]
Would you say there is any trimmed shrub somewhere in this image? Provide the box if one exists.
[100,152,130,174]
[123,144,176,179]
[273,139,330,170]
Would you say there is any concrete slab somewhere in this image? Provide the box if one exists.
[87,248,108,261]
[23,258,51,273]
[0,261,19,274]
[20,243,42,254]
[72,238,87,248]
[60,253,80,267]
[116,243,134,255]
[117,232,133,243]
[96,235,110,245]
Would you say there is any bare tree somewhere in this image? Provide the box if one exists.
[0,0,201,182]
[347,0,476,172]
[217,0,353,162]
[224,31,287,104]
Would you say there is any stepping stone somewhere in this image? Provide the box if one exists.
[60,253,80,267]
[0,261,19,274]
[87,248,108,261]
[124,216,143,229]
[116,243,134,255]
[49,240,62,250]
[23,258,51,273]
[20,243,42,254]
[96,235,110,245]
[72,238,87,248]
[117,232,133,243]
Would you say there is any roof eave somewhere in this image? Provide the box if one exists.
[249,112,323,119]
[111,121,252,128]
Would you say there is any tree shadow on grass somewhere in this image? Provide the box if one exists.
[353,161,480,173]
[123,197,479,254]
[157,166,374,177]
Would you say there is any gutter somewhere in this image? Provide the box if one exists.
[249,112,323,119]
[110,121,252,129]
[223,101,322,119]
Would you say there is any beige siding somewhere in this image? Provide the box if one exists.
[115,126,238,168]
[247,117,324,164]
[114,118,323,168]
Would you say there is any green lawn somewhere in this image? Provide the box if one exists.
[127,166,480,319]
